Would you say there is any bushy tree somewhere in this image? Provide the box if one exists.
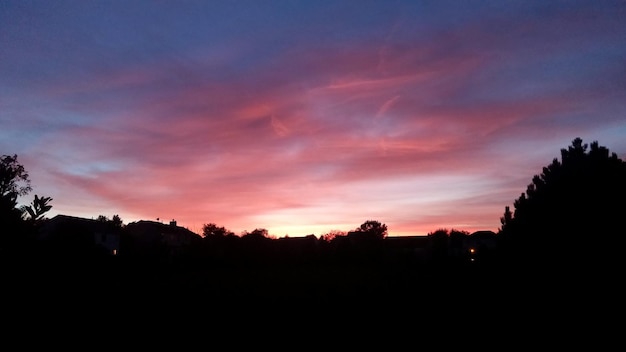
[319,230,346,243]
[1,155,32,225]
[498,137,626,267]
[426,228,470,261]
[111,214,123,228]
[427,228,450,261]
[202,222,234,237]
[352,220,388,240]
[0,154,31,199]
[340,220,388,262]
[242,228,271,239]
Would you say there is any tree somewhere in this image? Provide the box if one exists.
[1,154,52,246]
[427,228,450,261]
[97,214,123,228]
[352,220,388,240]
[342,220,388,262]
[499,206,513,232]
[242,228,271,239]
[111,214,123,228]
[1,154,33,231]
[202,222,234,238]
[21,194,53,222]
[0,154,31,200]
[498,137,626,267]
[319,230,346,243]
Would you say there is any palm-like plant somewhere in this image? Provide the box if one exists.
[22,194,53,222]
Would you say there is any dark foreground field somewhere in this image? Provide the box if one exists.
[5,254,500,307]
[2,253,542,318]
[3,253,618,348]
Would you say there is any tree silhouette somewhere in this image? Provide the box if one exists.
[352,220,388,240]
[241,228,271,239]
[21,194,53,223]
[498,137,626,269]
[341,220,388,262]
[202,222,234,237]
[0,154,31,199]
[111,214,123,228]
[319,230,346,243]
[96,214,124,232]
[1,154,34,241]
[1,154,31,218]
[427,228,450,262]
[499,205,513,231]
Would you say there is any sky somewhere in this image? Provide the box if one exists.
[1,1,625,237]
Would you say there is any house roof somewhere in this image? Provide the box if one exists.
[469,230,497,239]
[39,214,114,238]
[125,220,202,244]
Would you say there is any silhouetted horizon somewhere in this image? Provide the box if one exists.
[3,1,625,238]
[2,136,623,342]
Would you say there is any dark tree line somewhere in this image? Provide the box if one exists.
[1,136,625,329]
[1,137,624,289]
[195,219,393,267]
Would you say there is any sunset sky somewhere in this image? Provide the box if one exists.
[2,1,625,237]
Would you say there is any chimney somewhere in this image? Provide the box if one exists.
[170,219,177,227]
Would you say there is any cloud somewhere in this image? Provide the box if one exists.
[270,115,290,137]
[4,1,625,236]
[375,95,401,119]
